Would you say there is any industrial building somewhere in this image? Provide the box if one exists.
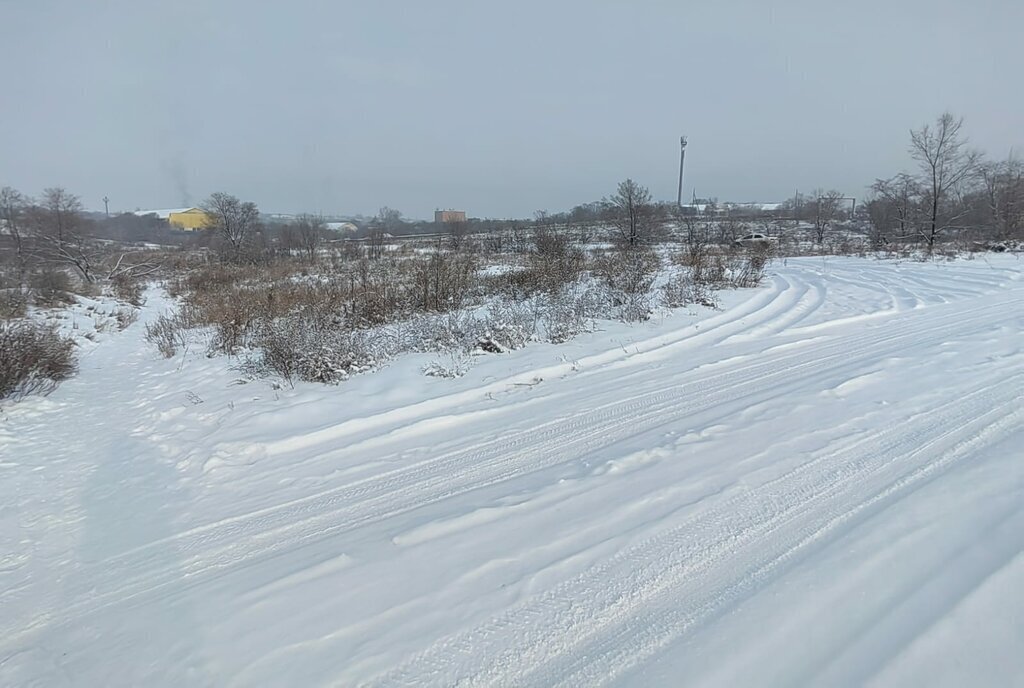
[434,209,466,223]
[133,207,212,231]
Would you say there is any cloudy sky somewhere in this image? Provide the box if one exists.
[1,0,1020,218]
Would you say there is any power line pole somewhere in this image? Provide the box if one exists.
[102,196,110,217]
[676,136,688,207]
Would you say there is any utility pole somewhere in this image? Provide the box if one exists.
[676,136,688,207]
[102,196,110,217]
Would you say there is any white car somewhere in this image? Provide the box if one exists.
[734,233,776,247]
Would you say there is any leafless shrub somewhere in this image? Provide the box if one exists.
[728,243,773,288]
[111,274,145,306]
[483,230,585,299]
[145,313,190,358]
[252,315,377,384]
[415,311,481,352]
[0,321,77,401]
[113,307,139,330]
[423,351,473,378]
[446,220,471,252]
[183,278,349,355]
[411,250,478,313]
[483,267,540,300]
[530,227,586,292]
[539,287,596,342]
[0,290,28,319]
[661,270,719,309]
[678,240,727,288]
[593,248,661,321]
[29,270,74,306]
[168,263,247,298]
[593,248,660,294]
[480,299,536,351]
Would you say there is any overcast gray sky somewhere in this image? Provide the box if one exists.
[1,0,1020,219]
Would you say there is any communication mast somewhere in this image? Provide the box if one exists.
[676,136,688,207]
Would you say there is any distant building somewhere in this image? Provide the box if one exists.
[133,207,211,231]
[435,209,466,223]
[324,221,358,233]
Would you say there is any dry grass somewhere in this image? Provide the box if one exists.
[0,321,77,401]
[28,270,76,307]
[0,289,28,319]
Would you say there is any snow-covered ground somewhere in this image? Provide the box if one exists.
[2,255,1022,686]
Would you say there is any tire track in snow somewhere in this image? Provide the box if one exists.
[541,389,1023,687]
[30,289,1020,636]
[228,258,1007,475]
[249,270,804,462]
[370,373,1024,688]
[719,274,826,341]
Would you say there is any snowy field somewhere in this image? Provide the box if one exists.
[2,255,1023,686]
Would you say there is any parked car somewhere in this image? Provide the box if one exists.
[733,233,777,248]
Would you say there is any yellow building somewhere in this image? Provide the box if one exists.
[133,207,212,231]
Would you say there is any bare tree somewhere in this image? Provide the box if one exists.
[284,214,326,263]
[870,173,921,241]
[202,192,260,262]
[446,218,471,252]
[533,210,554,229]
[369,206,402,259]
[977,154,1024,240]
[0,186,31,285]
[811,189,845,244]
[27,188,101,282]
[530,223,585,292]
[605,178,661,248]
[40,188,81,246]
[909,112,982,250]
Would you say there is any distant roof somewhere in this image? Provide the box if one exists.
[325,221,358,232]
[133,207,199,219]
[724,202,784,211]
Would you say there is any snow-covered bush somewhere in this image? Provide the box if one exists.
[480,299,536,351]
[727,244,773,288]
[681,242,728,289]
[539,288,595,342]
[410,251,478,313]
[482,230,585,299]
[0,321,77,401]
[149,227,765,386]
[417,311,481,352]
[661,269,719,309]
[592,248,661,322]
[253,315,377,384]
[530,228,586,293]
[423,350,474,378]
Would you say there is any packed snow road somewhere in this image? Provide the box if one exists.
[2,256,1022,686]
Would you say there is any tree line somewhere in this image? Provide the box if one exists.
[866,112,1022,249]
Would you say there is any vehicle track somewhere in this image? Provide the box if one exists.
[42,288,1022,633]
[250,271,806,462]
[370,372,1024,687]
